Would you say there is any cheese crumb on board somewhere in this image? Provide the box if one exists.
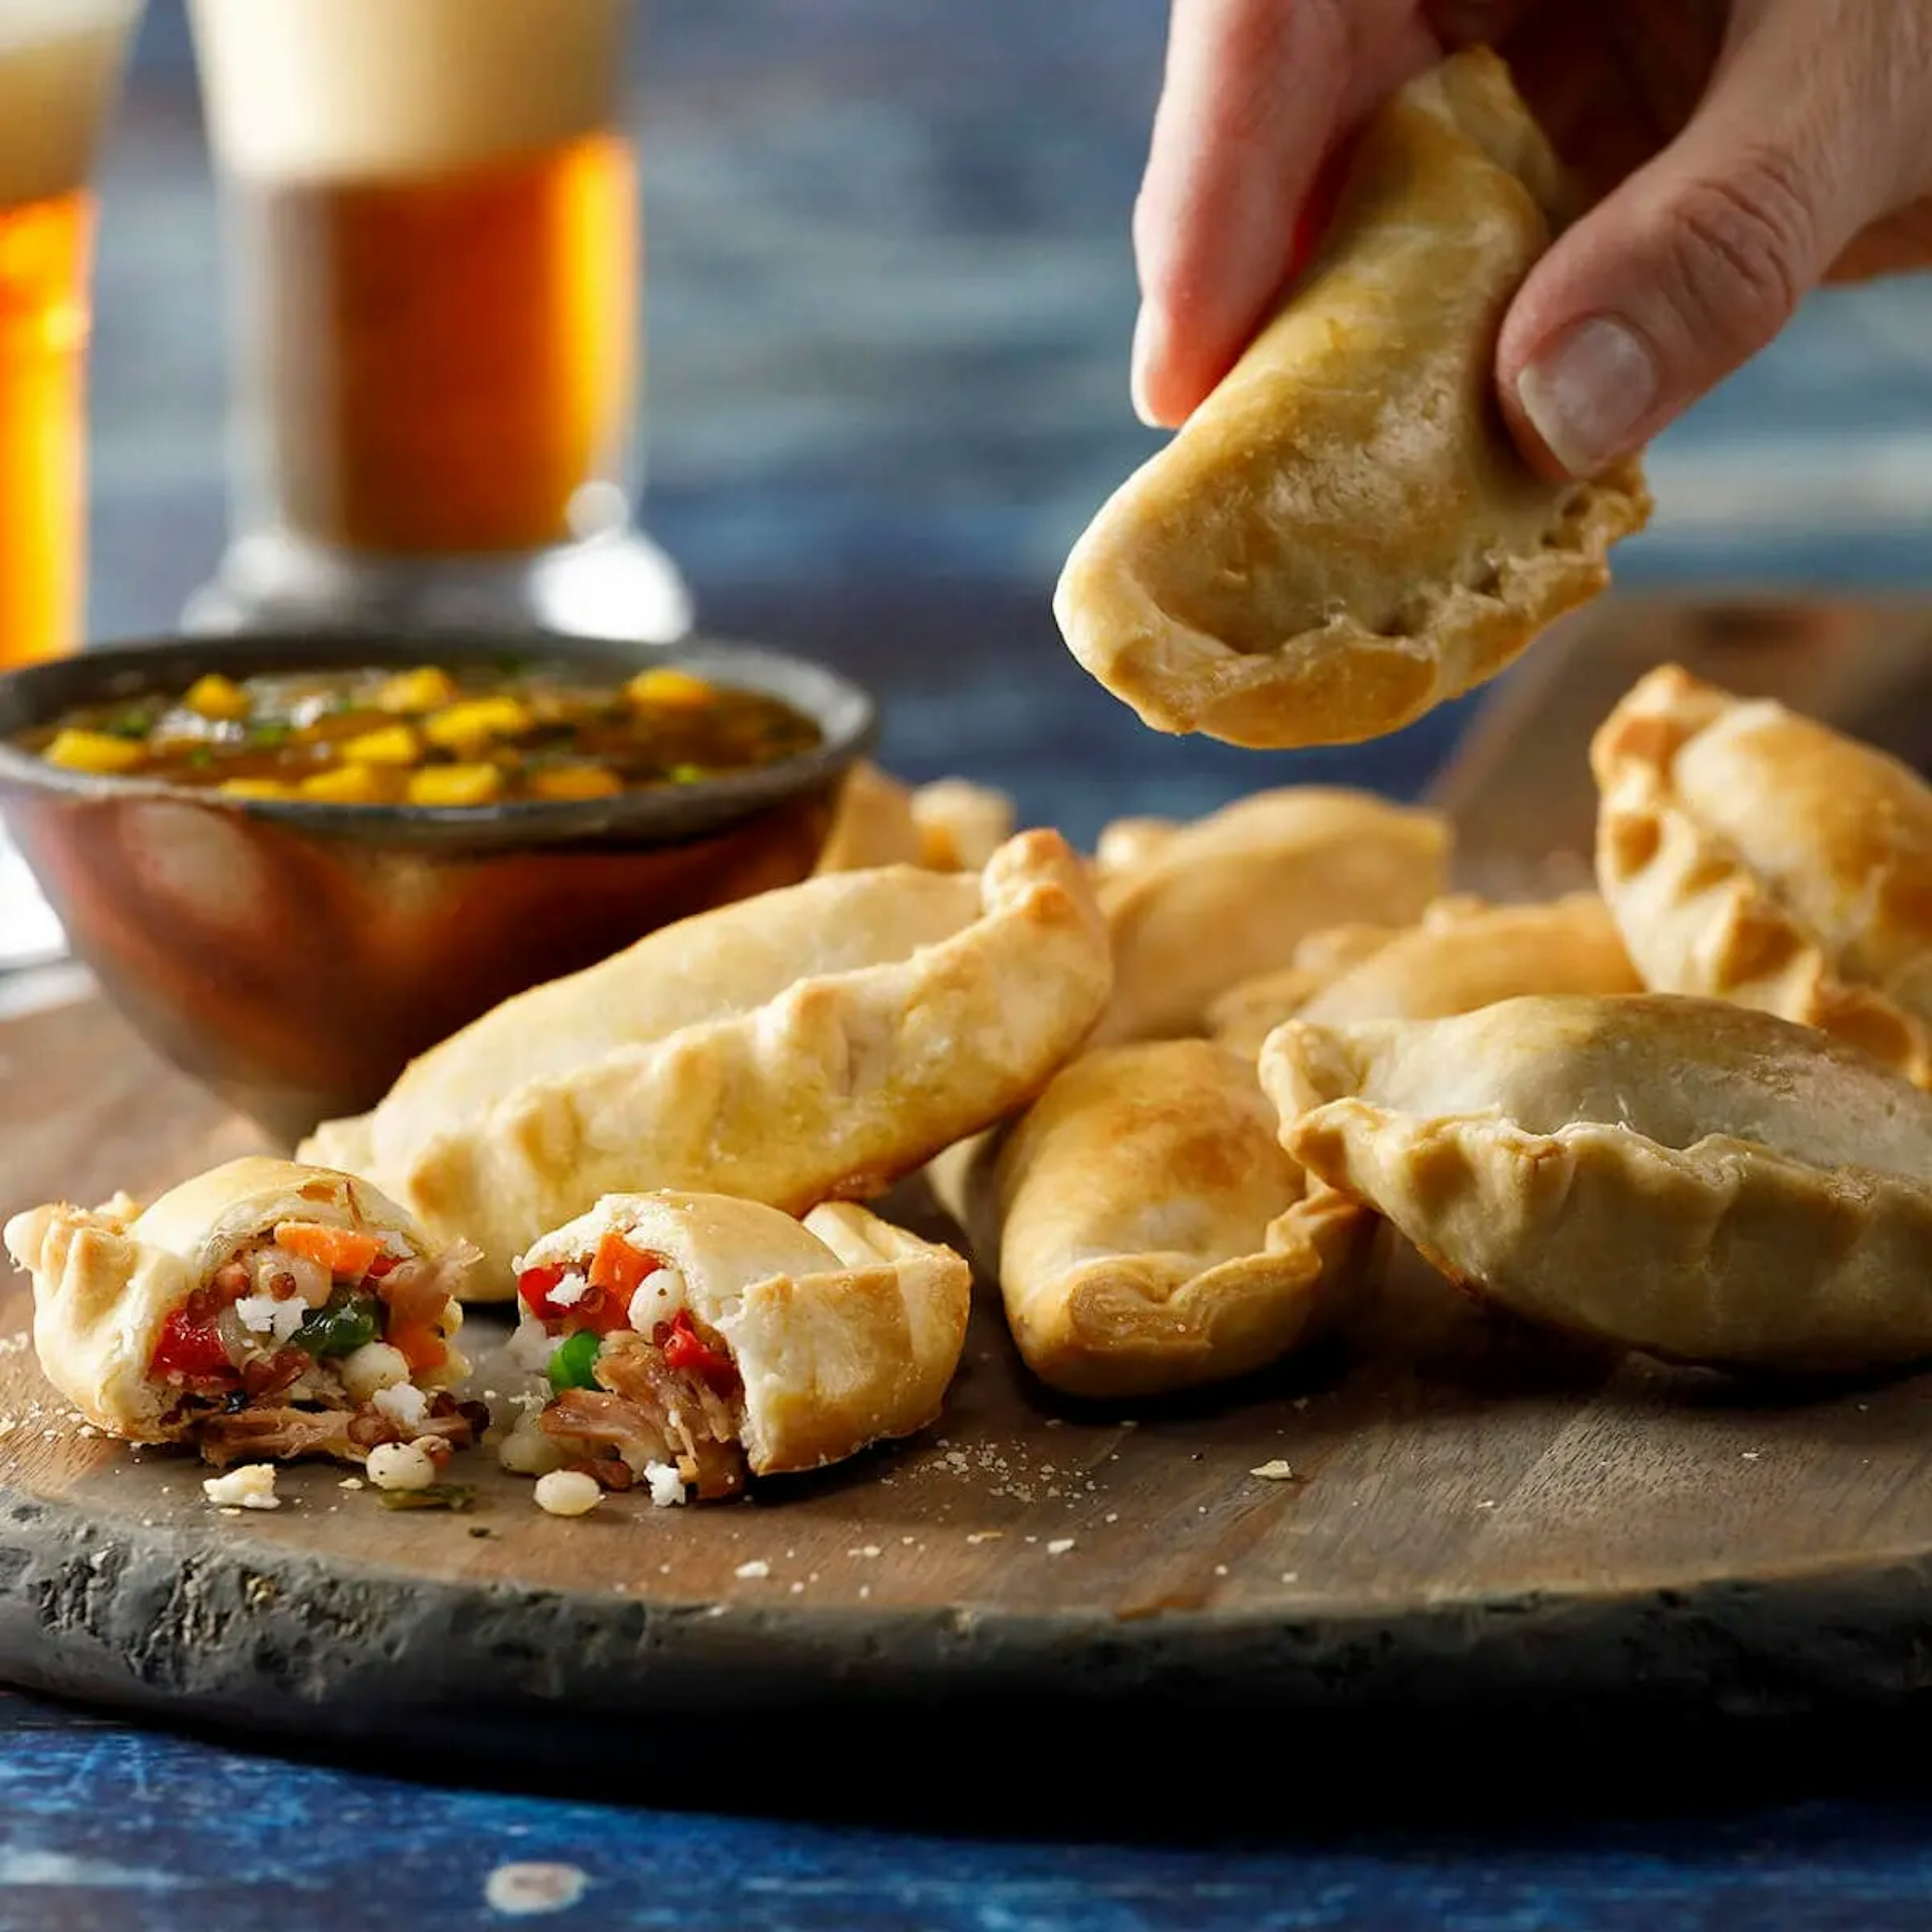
[202,1465,279,1510]
[533,1471,603,1517]
[366,1441,438,1492]
[735,1559,771,1579]
[1249,1460,1297,1481]
[642,1462,686,1508]
[1046,1538,1075,1556]
[483,1861,589,1916]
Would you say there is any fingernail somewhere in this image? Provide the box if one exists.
[1129,303,1162,427]
[1516,316,1660,476]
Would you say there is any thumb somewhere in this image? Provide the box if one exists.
[1498,5,1887,480]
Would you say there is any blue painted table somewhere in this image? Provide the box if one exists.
[13,3,1932,1923]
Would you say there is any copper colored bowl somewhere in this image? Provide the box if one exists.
[0,632,875,1145]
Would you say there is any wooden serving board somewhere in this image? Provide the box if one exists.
[8,594,1932,1749]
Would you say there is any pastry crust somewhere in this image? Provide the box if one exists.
[937,1040,1372,1397]
[300,830,1111,1297]
[1592,663,1932,1087]
[1213,892,1638,1053]
[911,778,1016,872]
[3,1158,442,1441]
[1262,994,1932,1373]
[812,762,924,873]
[1054,46,1651,750]
[520,1191,971,1477]
[1091,788,1450,1045]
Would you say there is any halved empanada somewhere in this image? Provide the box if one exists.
[933,1040,1370,1397]
[3,1157,481,1465]
[1262,993,1932,1373]
[500,1191,971,1498]
[1592,664,1932,1087]
[1054,46,1651,750]
[299,831,1110,1298]
[1090,788,1449,1045]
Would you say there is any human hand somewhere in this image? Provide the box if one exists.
[1130,0,1932,479]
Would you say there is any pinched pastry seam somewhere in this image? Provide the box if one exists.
[1286,1100,1932,1374]
[1592,676,1932,1088]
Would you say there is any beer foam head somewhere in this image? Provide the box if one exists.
[189,0,629,183]
[0,0,141,212]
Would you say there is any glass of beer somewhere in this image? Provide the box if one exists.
[0,0,140,675]
[182,0,691,642]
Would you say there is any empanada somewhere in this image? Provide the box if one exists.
[1091,788,1449,1045]
[3,1157,481,1465]
[500,1191,970,1497]
[299,831,1111,1297]
[936,1040,1370,1397]
[1214,892,1638,1053]
[814,766,1019,875]
[1262,994,1932,1373]
[1593,664,1932,1087]
[1054,46,1651,750]
[910,778,1017,872]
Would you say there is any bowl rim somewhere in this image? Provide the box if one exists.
[0,629,878,851]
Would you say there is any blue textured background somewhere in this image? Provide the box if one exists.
[14,3,1932,1923]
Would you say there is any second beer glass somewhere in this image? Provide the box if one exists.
[185,0,691,640]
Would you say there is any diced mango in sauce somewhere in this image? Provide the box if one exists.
[528,763,622,801]
[340,723,421,767]
[298,764,387,804]
[408,763,503,807]
[41,729,145,774]
[217,778,294,800]
[374,667,459,714]
[626,668,714,710]
[422,697,534,750]
[182,673,251,722]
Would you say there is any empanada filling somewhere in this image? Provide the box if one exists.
[152,1220,484,1468]
[512,1232,748,1501]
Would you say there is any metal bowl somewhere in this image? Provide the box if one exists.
[0,631,876,1144]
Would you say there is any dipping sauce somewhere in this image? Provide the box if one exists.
[17,662,824,807]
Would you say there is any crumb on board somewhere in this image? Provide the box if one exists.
[1046,1538,1075,1556]
[735,1559,771,1580]
[533,1471,602,1518]
[643,1462,686,1508]
[965,1531,1003,1545]
[339,1477,364,1491]
[483,1861,588,1917]
[1249,1460,1296,1481]
[202,1465,279,1511]
[366,1441,438,1492]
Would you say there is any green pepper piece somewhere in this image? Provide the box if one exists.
[547,1327,604,1394]
[294,1289,380,1359]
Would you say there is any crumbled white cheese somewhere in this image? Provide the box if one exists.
[545,1269,592,1309]
[202,1465,279,1510]
[1249,1460,1297,1481]
[1046,1538,1075,1556]
[534,1470,602,1517]
[626,1264,687,1331]
[372,1383,429,1432]
[642,1462,686,1508]
[734,1559,770,1579]
[365,1440,438,1491]
[233,1293,309,1343]
[339,1341,410,1404]
[484,1862,588,1917]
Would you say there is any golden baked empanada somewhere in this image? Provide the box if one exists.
[500,1191,970,1498]
[1054,47,1651,750]
[934,1040,1370,1397]
[1263,994,1932,1373]
[1593,664,1932,1087]
[812,762,924,874]
[300,831,1111,1298]
[3,1157,480,1465]
[911,778,1017,872]
[1091,788,1449,1045]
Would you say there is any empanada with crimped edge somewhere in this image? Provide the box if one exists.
[504,1190,971,1495]
[1054,46,1651,750]
[4,1157,476,1460]
[930,1039,1373,1398]
[1211,892,1637,1053]
[813,765,1018,876]
[1592,664,1932,1088]
[1261,993,1932,1374]
[1089,787,1450,1047]
[300,831,1111,1298]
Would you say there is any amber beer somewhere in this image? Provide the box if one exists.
[189,0,637,559]
[0,2,138,671]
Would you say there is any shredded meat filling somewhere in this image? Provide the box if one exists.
[198,1391,487,1469]
[543,1332,748,1499]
